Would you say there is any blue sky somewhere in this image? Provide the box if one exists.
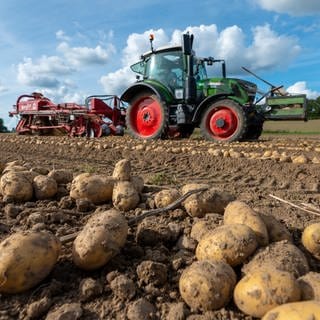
[0,0,320,129]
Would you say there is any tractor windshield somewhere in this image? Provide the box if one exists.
[145,50,184,91]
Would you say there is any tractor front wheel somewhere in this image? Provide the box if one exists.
[200,99,247,142]
[126,93,168,139]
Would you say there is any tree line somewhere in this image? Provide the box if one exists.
[0,118,8,133]
[307,96,320,119]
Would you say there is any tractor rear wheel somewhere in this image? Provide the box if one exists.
[126,92,168,139]
[200,99,247,142]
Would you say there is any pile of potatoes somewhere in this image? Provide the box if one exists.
[178,199,320,319]
[0,158,145,211]
[0,161,73,202]
[70,159,144,211]
[0,207,129,294]
[2,158,320,319]
[0,159,139,294]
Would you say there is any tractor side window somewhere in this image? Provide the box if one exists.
[130,61,145,75]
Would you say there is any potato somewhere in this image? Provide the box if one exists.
[130,175,144,193]
[242,240,310,278]
[234,267,301,318]
[154,188,180,208]
[181,184,234,218]
[72,209,128,270]
[262,301,320,320]
[224,201,269,246]
[112,159,131,181]
[179,260,236,311]
[196,224,258,266]
[48,169,73,184]
[298,272,320,300]
[2,165,27,174]
[112,181,140,211]
[181,183,210,195]
[190,220,217,242]
[302,223,320,259]
[200,188,235,214]
[33,175,58,200]
[260,213,292,243]
[0,171,33,201]
[0,231,61,293]
[183,195,206,218]
[70,173,115,204]
[181,183,209,217]
[5,160,21,166]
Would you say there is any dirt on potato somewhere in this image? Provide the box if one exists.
[0,133,320,320]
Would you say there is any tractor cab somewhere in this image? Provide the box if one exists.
[131,47,185,99]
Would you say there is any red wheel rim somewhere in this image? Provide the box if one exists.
[206,107,238,140]
[130,96,163,137]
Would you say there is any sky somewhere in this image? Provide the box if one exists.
[0,0,320,129]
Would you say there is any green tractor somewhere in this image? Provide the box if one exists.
[121,33,307,142]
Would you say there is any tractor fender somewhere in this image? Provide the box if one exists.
[121,82,171,104]
[192,93,236,124]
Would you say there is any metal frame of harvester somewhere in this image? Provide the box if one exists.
[9,33,307,142]
[9,93,126,137]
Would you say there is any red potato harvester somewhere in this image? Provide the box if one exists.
[9,92,126,137]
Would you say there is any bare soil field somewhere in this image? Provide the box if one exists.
[0,133,320,320]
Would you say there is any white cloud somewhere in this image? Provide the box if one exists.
[57,42,116,66]
[245,24,300,70]
[100,66,135,95]
[16,38,116,90]
[256,0,320,15]
[122,29,169,66]
[36,85,87,104]
[171,24,219,55]
[56,30,71,42]
[287,81,320,98]
[17,56,75,87]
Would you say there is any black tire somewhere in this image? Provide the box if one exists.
[242,114,264,141]
[178,125,195,138]
[126,92,168,140]
[200,99,247,142]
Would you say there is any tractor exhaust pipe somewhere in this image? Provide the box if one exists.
[182,33,197,103]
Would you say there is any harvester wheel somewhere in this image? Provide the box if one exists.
[200,99,247,142]
[126,92,168,139]
[243,117,264,140]
[179,125,195,138]
[87,121,102,138]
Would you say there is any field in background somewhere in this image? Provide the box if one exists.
[263,119,320,134]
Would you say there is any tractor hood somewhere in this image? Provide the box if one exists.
[197,77,257,104]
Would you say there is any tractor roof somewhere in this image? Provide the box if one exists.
[142,45,182,59]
